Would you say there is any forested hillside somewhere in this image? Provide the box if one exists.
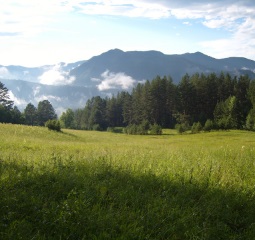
[60,72,255,132]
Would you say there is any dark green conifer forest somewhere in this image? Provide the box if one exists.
[1,72,255,133]
[61,73,255,132]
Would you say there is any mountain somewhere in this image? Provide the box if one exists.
[70,49,255,85]
[1,49,255,114]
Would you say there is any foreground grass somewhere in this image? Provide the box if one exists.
[1,124,255,239]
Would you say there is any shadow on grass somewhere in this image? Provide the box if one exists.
[1,160,255,240]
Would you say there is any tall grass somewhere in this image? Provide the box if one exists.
[1,123,255,239]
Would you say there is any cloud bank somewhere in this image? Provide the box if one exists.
[94,70,136,91]
[38,64,75,85]
[8,90,28,108]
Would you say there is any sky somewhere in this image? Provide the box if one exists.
[1,0,255,67]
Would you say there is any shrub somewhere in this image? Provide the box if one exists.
[150,124,162,135]
[124,124,138,135]
[107,127,123,133]
[175,123,188,134]
[124,122,150,135]
[191,122,203,134]
[245,108,255,131]
[92,124,102,131]
[45,119,61,132]
[204,119,214,132]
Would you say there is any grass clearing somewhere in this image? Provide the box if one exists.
[1,124,255,239]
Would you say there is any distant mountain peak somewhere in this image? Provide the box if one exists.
[2,49,255,112]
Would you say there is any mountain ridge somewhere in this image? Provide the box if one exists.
[1,49,255,113]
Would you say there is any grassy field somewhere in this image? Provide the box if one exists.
[1,123,255,239]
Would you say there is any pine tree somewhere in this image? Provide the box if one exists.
[24,103,37,126]
[0,81,13,110]
[37,100,57,126]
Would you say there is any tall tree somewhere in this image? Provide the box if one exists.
[37,100,57,126]
[11,106,24,124]
[217,72,235,102]
[0,81,14,110]
[60,108,75,129]
[235,75,252,128]
[0,81,14,123]
[83,96,107,130]
[214,96,238,129]
[122,92,133,125]
[24,103,37,126]
[177,74,196,122]
[131,83,146,124]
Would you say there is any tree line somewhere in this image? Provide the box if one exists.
[0,81,57,126]
[1,72,255,133]
[60,72,255,132]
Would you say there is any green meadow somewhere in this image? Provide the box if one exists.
[1,123,255,239]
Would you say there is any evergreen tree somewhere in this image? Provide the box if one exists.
[0,81,13,123]
[24,103,37,126]
[150,76,174,127]
[214,96,238,129]
[84,96,107,130]
[60,108,74,129]
[73,109,86,129]
[0,81,14,110]
[131,83,146,124]
[0,104,11,123]
[122,92,133,125]
[235,75,252,128]
[37,100,57,126]
[191,73,218,124]
[11,106,24,124]
[245,108,255,131]
[177,74,196,121]
[217,72,235,102]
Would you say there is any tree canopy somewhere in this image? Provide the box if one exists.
[59,72,255,132]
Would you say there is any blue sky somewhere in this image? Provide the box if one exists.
[1,0,255,66]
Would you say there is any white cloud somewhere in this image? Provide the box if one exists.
[8,90,28,107]
[38,64,75,85]
[35,95,62,102]
[0,67,10,78]
[1,0,255,65]
[0,0,67,37]
[183,21,192,26]
[1,1,253,35]
[33,86,41,96]
[200,15,255,59]
[68,1,255,60]
[66,0,170,19]
[95,70,136,91]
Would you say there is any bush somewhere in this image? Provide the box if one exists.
[45,119,61,132]
[92,124,102,131]
[175,123,188,134]
[150,124,162,135]
[245,108,255,131]
[204,119,214,132]
[124,122,162,135]
[191,122,203,134]
[124,124,138,135]
[107,127,123,133]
